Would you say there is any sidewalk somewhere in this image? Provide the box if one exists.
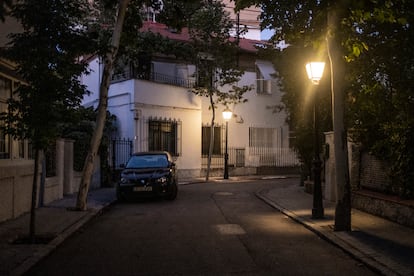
[0,177,413,276]
[0,188,117,276]
[256,180,414,276]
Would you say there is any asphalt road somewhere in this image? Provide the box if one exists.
[27,179,377,275]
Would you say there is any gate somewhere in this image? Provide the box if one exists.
[109,138,133,170]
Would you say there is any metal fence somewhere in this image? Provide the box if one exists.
[108,138,298,170]
[109,138,133,170]
[112,69,196,88]
[248,147,300,167]
[201,147,299,169]
[202,147,245,169]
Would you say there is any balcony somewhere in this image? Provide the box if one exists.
[112,68,196,89]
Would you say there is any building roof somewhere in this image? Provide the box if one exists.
[140,21,267,53]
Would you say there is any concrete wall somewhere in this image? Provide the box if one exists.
[323,132,413,227]
[323,132,355,202]
[0,160,35,223]
[42,139,65,205]
[352,191,414,228]
[0,139,101,223]
[359,152,389,191]
[323,132,336,201]
[324,131,392,200]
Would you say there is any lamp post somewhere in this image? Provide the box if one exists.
[306,61,325,219]
[222,107,233,179]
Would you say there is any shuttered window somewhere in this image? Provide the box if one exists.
[201,125,222,155]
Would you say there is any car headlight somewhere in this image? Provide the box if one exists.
[156,176,168,184]
[120,177,129,185]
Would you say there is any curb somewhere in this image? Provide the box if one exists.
[10,200,117,276]
[255,189,411,276]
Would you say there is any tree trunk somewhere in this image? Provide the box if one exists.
[29,147,41,243]
[76,0,130,210]
[205,91,215,181]
[327,0,351,231]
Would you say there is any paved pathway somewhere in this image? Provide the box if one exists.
[0,177,413,276]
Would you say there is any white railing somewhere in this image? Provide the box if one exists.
[201,147,300,168]
[247,147,300,167]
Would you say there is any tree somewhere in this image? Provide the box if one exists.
[75,0,200,209]
[0,0,92,241]
[235,0,411,229]
[76,0,130,210]
[235,0,352,230]
[326,0,351,231]
[115,0,251,181]
[345,1,414,198]
[177,0,250,180]
[60,106,117,185]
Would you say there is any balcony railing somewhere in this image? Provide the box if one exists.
[112,69,196,88]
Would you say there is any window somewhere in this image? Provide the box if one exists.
[256,79,271,94]
[249,127,282,148]
[255,61,274,94]
[148,119,181,156]
[201,125,222,155]
[0,76,11,159]
[196,56,215,88]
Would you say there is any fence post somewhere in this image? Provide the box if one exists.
[129,138,133,156]
[112,139,116,169]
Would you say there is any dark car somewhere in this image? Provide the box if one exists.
[116,151,178,201]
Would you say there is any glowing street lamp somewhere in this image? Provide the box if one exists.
[306,61,325,219]
[222,107,232,179]
[306,62,325,85]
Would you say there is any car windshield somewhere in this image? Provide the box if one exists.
[126,154,168,169]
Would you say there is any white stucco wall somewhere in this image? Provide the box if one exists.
[107,81,136,138]
[0,16,22,47]
[132,80,202,174]
[133,80,200,110]
[81,57,291,174]
[81,57,102,105]
[201,69,289,150]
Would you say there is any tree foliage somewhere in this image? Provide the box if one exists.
[118,0,251,180]
[75,0,132,210]
[60,107,116,171]
[0,0,93,241]
[261,46,332,178]
[186,1,250,105]
[1,0,92,149]
[346,1,414,197]
[172,0,251,180]
[237,0,414,198]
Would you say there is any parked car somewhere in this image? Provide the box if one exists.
[116,151,178,201]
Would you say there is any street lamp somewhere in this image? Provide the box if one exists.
[306,61,325,219]
[306,62,325,85]
[222,107,233,179]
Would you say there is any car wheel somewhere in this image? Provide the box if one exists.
[166,183,178,200]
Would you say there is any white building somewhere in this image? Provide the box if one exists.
[81,21,299,178]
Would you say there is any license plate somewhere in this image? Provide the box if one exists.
[134,186,152,192]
